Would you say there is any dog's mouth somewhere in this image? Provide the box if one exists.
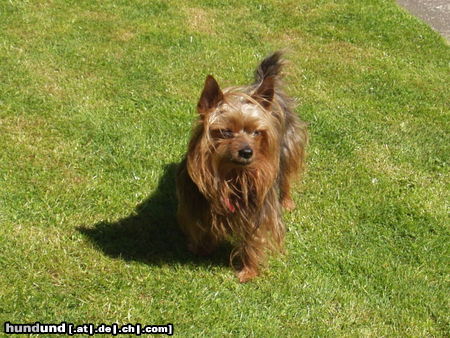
[230,158,253,166]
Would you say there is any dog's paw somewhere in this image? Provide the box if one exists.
[236,267,258,283]
[281,197,295,211]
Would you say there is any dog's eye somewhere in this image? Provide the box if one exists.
[252,130,262,137]
[220,129,234,138]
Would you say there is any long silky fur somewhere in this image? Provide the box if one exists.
[176,51,307,281]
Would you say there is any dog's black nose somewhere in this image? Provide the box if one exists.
[239,146,253,159]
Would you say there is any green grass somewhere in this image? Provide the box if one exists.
[1,0,448,335]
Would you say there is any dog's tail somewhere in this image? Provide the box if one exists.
[254,51,285,84]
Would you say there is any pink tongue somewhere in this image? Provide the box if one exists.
[224,198,236,213]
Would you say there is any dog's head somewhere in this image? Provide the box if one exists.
[195,75,281,171]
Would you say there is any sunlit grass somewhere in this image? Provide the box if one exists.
[0,0,448,335]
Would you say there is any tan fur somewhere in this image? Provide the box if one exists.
[176,52,307,282]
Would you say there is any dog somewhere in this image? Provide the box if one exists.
[176,51,307,282]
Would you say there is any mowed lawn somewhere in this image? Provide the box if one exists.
[0,0,448,335]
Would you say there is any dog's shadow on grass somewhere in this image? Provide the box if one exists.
[77,163,229,267]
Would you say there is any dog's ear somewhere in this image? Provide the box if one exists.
[197,75,223,116]
[252,76,275,109]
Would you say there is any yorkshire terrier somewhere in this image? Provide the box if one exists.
[176,51,307,282]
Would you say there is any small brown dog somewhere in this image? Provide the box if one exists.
[176,51,307,282]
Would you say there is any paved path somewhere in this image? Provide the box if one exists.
[397,0,450,41]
